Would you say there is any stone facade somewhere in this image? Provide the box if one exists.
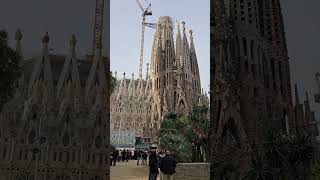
[210,0,319,178]
[0,32,110,180]
[110,16,209,143]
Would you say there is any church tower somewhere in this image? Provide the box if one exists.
[150,16,202,118]
[210,0,318,178]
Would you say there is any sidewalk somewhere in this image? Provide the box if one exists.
[110,160,160,180]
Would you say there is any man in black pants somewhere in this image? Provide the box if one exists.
[148,150,159,180]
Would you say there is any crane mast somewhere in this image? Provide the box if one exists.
[135,0,156,79]
[92,0,105,56]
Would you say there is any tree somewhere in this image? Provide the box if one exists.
[108,71,117,93]
[186,104,210,162]
[0,30,21,110]
[245,126,318,180]
[158,104,210,163]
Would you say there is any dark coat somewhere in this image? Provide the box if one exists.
[149,152,159,173]
[159,154,177,175]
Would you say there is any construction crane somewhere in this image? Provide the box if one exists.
[92,0,105,56]
[135,0,156,79]
[315,73,320,103]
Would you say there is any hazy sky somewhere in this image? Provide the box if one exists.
[0,0,319,118]
[110,0,210,92]
[281,0,320,118]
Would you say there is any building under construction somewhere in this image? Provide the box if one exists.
[110,16,209,144]
[0,0,110,179]
[210,0,319,178]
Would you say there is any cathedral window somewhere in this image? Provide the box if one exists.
[2,147,7,159]
[28,129,36,145]
[242,38,247,56]
[66,151,70,162]
[278,61,282,81]
[24,149,28,160]
[252,64,256,78]
[95,136,102,149]
[63,132,69,147]
[250,40,254,60]
[257,46,261,74]
[72,151,75,162]
[78,150,81,163]
[254,87,258,97]
[271,58,276,81]
[236,36,240,57]
[99,154,103,165]
[92,154,96,164]
[19,149,23,160]
[245,61,249,74]
[59,151,62,161]
[32,151,36,160]
[87,153,90,163]
[39,150,41,161]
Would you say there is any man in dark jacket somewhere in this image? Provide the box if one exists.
[136,150,141,165]
[159,151,177,180]
[148,150,159,180]
[112,149,119,166]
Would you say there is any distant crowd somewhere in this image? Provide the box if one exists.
[110,149,148,166]
[110,149,177,180]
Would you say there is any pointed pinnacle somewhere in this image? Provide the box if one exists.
[42,32,50,44]
[15,29,23,41]
[70,34,77,47]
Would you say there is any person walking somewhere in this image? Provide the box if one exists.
[159,151,177,180]
[126,150,131,162]
[110,154,113,166]
[121,149,126,162]
[148,150,159,180]
[112,149,119,166]
[142,151,148,165]
[118,150,122,162]
[136,150,142,165]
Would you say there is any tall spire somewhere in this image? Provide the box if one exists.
[146,63,150,79]
[56,34,81,98]
[294,84,300,105]
[305,91,310,111]
[181,21,190,70]
[15,29,23,58]
[189,29,199,74]
[175,21,182,68]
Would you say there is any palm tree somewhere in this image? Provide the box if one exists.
[243,151,278,180]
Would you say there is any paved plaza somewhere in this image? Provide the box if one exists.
[111,160,160,180]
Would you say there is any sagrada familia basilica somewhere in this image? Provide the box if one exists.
[210,0,319,178]
[0,32,110,179]
[110,16,209,143]
[0,15,208,179]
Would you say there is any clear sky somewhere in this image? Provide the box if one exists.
[110,0,210,92]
